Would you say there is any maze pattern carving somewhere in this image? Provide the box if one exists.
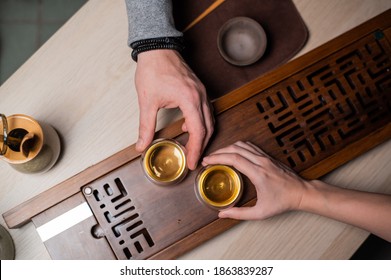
[255,31,391,169]
[84,177,155,260]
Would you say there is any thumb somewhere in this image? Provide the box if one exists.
[136,104,158,152]
[218,206,260,220]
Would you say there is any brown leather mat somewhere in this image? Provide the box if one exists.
[173,0,309,99]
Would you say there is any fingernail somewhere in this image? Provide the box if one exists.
[218,212,226,219]
[202,157,209,165]
[136,138,144,151]
[189,162,197,170]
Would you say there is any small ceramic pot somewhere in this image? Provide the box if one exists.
[0,224,15,260]
[0,114,61,174]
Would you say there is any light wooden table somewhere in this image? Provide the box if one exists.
[0,0,390,260]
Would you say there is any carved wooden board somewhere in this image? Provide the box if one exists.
[4,10,391,260]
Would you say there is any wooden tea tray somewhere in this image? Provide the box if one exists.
[3,10,391,260]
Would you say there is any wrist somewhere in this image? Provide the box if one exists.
[297,179,326,212]
[137,48,180,62]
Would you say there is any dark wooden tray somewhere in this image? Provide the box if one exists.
[3,9,391,260]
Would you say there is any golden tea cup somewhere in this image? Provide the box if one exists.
[141,139,188,185]
[195,164,243,210]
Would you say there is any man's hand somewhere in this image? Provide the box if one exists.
[135,49,214,170]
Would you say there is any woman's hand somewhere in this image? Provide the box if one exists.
[202,141,308,220]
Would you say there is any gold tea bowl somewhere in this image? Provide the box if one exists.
[142,139,188,185]
[195,164,243,210]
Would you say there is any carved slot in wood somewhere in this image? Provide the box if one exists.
[83,177,155,260]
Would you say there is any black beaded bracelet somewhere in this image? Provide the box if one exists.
[130,36,185,62]
[130,36,184,49]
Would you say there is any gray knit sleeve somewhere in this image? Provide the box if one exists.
[125,0,183,46]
